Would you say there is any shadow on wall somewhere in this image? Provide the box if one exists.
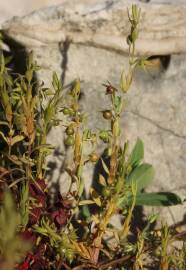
[2,32,28,76]
[2,32,38,97]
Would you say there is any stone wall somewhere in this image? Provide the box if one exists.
[1,0,186,225]
[0,0,66,26]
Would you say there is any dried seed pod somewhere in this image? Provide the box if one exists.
[102,110,112,120]
[89,152,99,163]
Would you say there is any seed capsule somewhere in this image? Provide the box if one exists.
[127,34,132,45]
[99,130,110,143]
[65,125,75,135]
[54,120,60,126]
[69,108,76,117]
[64,135,75,146]
[106,85,115,95]
[62,107,70,115]
[89,152,99,162]
[102,110,112,120]
[66,251,74,263]
[102,187,111,197]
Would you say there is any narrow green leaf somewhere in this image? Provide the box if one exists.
[127,163,155,191]
[99,174,107,186]
[129,138,144,167]
[90,188,102,207]
[120,70,127,92]
[72,79,80,99]
[135,192,182,206]
[52,71,60,91]
[113,95,122,114]
[11,135,24,146]
[79,200,95,206]
[81,205,91,218]
[101,158,110,175]
[79,194,91,219]
[117,191,133,209]
[0,131,8,143]
[20,182,29,227]
[19,156,35,166]
[78,177,84,197]
[5,154,22,165]
[0,121,9,126]
[31,144,54,153]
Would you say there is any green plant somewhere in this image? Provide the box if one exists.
[0,191,30,270]
[0,4,184,270]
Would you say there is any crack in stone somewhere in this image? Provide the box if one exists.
[127,110,186,139]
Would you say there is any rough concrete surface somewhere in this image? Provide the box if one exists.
[0,0,65,26]
[1,0,186,226]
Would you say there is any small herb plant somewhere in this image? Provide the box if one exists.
[0,5,185,270]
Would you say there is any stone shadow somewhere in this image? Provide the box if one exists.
[1,31,28,76]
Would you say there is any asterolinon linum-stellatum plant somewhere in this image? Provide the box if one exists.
[0,5,185,270]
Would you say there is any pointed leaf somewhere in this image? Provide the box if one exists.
[101,158,110,175]
[0,131,8,143]
[78,177,84,197]
[135,192,182,206]
[117,191,133,209]
[129,138,144,167]
[127,163,155,191]
[0,121,9,126]
[80,205,91,219]
[91,215,100,224]
[72,79,81,99]
[99,174,107,186]
[20,182,29,227]
[79,200,95,206]
[4,154,22,165]
[52,71,61,91]
[10,135,25,146]
[90,188,102,207]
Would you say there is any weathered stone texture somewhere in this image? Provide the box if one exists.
[3,0,186,55]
